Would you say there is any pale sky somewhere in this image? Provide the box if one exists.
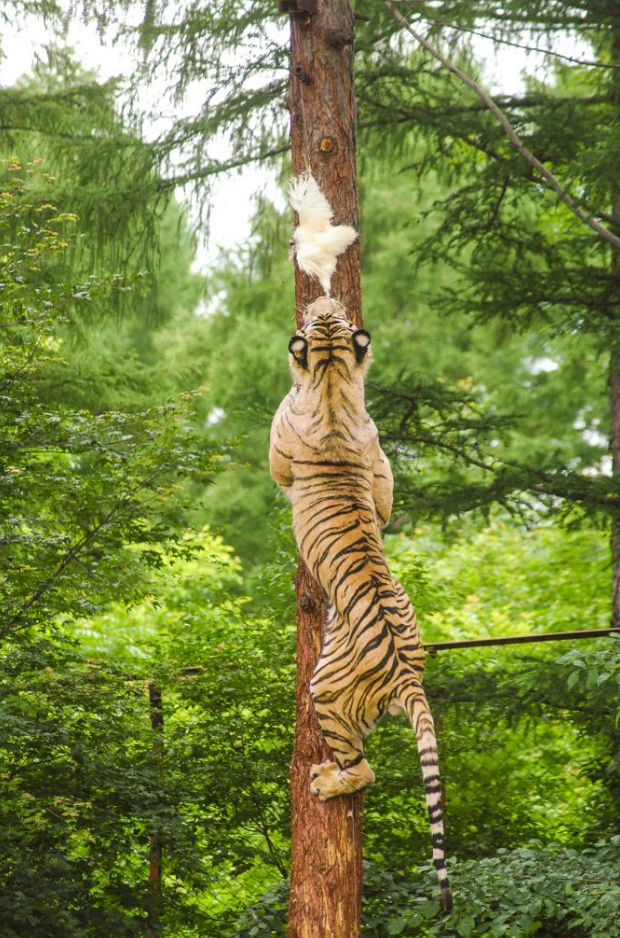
[0,8,584,271]
[0,8,283,270]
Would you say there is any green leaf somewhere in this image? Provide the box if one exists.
[457,917,476,937]
[387,917,409,935]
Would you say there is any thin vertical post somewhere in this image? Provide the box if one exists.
[147,681,163,938]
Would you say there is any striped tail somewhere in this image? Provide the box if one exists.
[405,688,453,912]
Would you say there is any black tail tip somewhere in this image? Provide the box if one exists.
[440,887,453,913]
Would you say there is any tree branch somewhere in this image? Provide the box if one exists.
[248,789,288,878]
[382,1,620,253]
[384,1,620,69]
[0,464,169,640]
[381,424,620,507]
[156,143,290,191]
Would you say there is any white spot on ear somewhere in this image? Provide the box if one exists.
[290,338,306,353]
[354,332,371,347]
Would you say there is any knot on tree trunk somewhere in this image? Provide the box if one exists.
[325,26,354,49]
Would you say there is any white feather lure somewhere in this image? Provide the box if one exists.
[289,172,358,296]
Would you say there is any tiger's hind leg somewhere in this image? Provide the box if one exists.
[309,679,375,800]
[309,732,375,801]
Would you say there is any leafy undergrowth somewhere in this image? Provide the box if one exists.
[234,839,620,938]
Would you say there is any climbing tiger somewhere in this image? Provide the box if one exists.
[269,296,452,912]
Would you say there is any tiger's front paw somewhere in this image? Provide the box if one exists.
[309,759,375,800]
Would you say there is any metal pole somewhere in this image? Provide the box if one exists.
[427,627,620,653]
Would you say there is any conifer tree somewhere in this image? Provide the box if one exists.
[35,0,611,603]
[364,1,620,620]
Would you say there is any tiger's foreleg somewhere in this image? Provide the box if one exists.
[268,441,293,492]
[371,441,394,529]
[268,389,296,492]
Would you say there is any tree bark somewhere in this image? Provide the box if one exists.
[610,28,620,628]
[147,682,163,938]
[289,0,362,322]
[286,3,364,937]
[611,354,620,626]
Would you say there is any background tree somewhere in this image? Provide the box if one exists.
[0,126,220,937]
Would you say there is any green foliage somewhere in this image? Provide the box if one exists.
[0,158,229,936]
[69,528,293,934]
[367,841,620,938]
[0,166,218,640]
[396,522,609,638]
[4,5,620,936]
[0,640,156,938]
[235,840,620,938]
[0,48,169,280]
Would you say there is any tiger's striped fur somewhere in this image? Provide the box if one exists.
[269,296,452,911]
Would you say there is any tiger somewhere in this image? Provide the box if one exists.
[269,295,453,912]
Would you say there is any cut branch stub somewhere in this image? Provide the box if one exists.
[294,63,312,85]
[279,0,318,21]
[319,135,338,155]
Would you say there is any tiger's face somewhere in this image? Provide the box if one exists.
[288,297,371,384]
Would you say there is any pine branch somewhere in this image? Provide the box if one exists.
[155,143,289,191]
[382,0,620,254]
[385,1,620,69]
[359,91,608,121]
[385,4,600,31]
[392,429,620,508]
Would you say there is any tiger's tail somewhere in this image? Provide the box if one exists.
[404,686,453,913]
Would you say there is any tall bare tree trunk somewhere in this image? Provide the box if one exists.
[610,357,620,626]
[285,2,364,936]
[610,30,620,628]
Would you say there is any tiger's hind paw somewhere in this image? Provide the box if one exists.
[310,760,338,780]
[309,759,375,800]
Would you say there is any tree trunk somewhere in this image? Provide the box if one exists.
[286,3,364,936]
[611,355,620,626]
[610,29,620,628]
[289,0,362,322]
[147,682,163,938]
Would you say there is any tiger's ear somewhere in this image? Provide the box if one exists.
[289,335,308,369]
[352,329,371,363]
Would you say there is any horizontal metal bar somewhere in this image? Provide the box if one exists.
[426,627,620,653]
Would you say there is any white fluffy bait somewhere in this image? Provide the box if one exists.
[289,172,358,296]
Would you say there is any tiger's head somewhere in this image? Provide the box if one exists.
[288,297,371,385]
